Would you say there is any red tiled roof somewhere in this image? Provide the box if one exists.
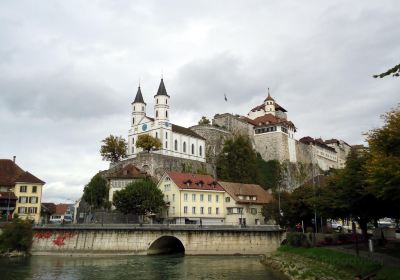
[0,159,24,187]
[0,191,17,200]
[218,181,273,204]
[299,137,336,152]
[107,164,148,179]
[54,203,69,215]
[41,202,56,213]
[242,114,296,130]
[15,171,45,184]
[250,102,287,113]
[166,172,224,191]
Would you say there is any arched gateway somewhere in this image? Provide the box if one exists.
[147,236,185,255]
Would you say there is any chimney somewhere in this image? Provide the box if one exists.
[13,156,16,163]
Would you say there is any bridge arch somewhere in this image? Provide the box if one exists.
[147,235,185,255]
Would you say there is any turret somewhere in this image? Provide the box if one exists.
[154,78,170,121]
[264,88,275,115]
[131,85,146,126]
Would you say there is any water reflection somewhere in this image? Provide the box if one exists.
[0,255,286,280]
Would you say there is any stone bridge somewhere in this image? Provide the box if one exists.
[32,224,285,255]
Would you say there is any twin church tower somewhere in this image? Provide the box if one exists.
[128,79,206,162]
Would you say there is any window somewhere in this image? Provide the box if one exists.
[183,142,186,153]
[166,111,168,118]
[174,140,178,151]
[184,193,188,201]
[199,146,202,156]
[166,99,168,104]
[19,196,27,203]
[225,197,230,203]
[216,207,219,215]
[156,110,158,118]
[200,207,204,214]
[191,144,195,155]
[251,208,257,215]
[29,197,38,204]
[192,194,196,202]
[200,194,204,202]
[208,195,212,202]
[18,207,26,214]
[216,195,219,202]
[142,106,144,111]
[208,207,212,214]
[166,195,169,201]
[157,99,159,104]
[172,194,175,202]
[192,207,196,214]
[134,106,136,111]
[29,207,37,214]
[238,208,243,214]
[164,184,171,191]
[156,132,158,138]
[20,186,27,192]
[165,141,168,149]
[165,132,168,138]
[132,147,135,153]
[32,186,37,193]
[184,206,188,214]
[132,117,135,124]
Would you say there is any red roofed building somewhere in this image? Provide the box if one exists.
[0,158,45,223]
[157,172,225,225]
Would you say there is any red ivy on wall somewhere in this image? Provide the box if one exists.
[33,231,74,247]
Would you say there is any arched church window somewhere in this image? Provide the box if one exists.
[166,111,168,118]
[165,141,168,149]
[156,132,158,138]
[157,99,159,104]
[134,106,136,111]
[132,117,135,124]
[199,146,202,156]
[166,132,168,138]
[174,140,178,151]
[183,142,186,153]
[166,99,168,104]
[191,144,195,155]
[142,106,144,111]
[156,110,158,118]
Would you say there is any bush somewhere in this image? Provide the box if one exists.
[287,232,311,247]
[0,218,33,253]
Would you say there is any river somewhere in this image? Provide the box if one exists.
[0,255,286,280]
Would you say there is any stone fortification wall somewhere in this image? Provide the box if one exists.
[213,113,253,137]
[31,227,285,256]
[295,141,313,164]
[254,132,290,162]
[189,125,232,164]
[114,153,213,180]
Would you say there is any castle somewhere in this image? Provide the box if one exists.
[124,80,351,183]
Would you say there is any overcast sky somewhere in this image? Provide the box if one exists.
[0,0,398,203]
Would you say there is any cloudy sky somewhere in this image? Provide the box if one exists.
[0,0,398,202]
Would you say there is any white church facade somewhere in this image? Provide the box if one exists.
[127,79,206,162]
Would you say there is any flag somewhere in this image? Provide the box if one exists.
[224,93,228,102]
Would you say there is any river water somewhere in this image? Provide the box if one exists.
[0,255,286,280]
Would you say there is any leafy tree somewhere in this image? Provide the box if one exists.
[256,156,282,190]
[198,116,211,125]
[82,173,109,210]
[100,135,127,163]
[113,180,165,219]
[366,107,400,218]
[216,135,259,183]
[373,64,400,78]
[0,218,33,253]
[136,134,162,153]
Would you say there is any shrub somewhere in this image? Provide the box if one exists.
[0,218,33,253]
[287,232,311,247]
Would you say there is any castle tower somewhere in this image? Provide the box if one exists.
[264,88,275,115]
[131,85,146,126]
[154,78,170,122]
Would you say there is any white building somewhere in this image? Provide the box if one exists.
[127,79,206,162]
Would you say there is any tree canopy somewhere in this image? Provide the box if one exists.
[135,134,162,153]
[113,180,165,216]
[198,116,211,125]
[373,64,400,78]
[216,135,260,183]
[82,173,109,210]
[100,135,127,163]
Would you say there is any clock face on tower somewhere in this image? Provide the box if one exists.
[142,124,148,131]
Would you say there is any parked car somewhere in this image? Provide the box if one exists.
[327,220,342,231]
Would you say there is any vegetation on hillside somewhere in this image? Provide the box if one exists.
[0,218,33,254]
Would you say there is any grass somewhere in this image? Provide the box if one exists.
[278,245,400,280]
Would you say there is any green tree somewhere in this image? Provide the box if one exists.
[256,156,282,190]
[100,135,127,163]
[366,107,400,218]
[113,180,165,218]
[216,135,259,183]
[198,116,211,125]
[373,64,400,78]
[136,134,162,153]
[82,173,109,210]
[0,218,33,253]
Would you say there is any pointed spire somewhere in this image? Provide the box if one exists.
[132,85,146,104]
[155,78,170,97]
[265,87,274,101]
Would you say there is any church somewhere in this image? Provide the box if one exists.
[127,79,206,162]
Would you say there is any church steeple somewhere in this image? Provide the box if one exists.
[154,78,170,97]
[132,86,146,105]
[264,88,276,115]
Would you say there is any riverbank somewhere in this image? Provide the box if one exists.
[262,245,400,280]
